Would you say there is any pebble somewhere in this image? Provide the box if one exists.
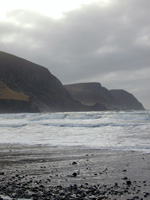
[0,170,149,200]
[72,162,77,165]
[126,180,132,185]
[72,172,77,177]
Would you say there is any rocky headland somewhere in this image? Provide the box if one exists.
[65,82,145,111]
[0,51,85,113]
[0,51,145,113]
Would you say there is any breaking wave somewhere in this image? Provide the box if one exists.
[0,110,150,153]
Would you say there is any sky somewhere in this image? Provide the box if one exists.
[0,0,150,109]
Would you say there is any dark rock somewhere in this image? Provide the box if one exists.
[126,180,132,185]
[72,172,77,177]
[122,177,128,180]
[72,162,77,165]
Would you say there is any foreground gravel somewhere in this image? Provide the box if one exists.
[0,176,150,200]
[0,144,150,200]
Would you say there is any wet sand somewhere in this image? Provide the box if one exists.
[0,144,150,199]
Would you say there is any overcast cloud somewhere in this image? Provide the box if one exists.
[0,0,150,108]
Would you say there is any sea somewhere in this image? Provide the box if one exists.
[0,110,150,153]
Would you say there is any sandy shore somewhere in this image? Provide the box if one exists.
[0,144,150,199]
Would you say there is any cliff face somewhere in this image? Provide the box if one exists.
[65,82,118,110]
[0,51,84,113]
[110,90,145,110]
[65,83,145,110]
[0,51,145,113]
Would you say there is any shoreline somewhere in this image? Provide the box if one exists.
[0,144,150,199]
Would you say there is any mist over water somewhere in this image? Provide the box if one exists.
[0,111,150,153]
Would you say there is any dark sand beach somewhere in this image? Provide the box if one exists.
[0,144,150,199]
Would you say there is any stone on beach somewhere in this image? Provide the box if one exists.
[0,145,150,200]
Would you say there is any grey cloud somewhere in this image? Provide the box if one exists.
[0,0,150,108]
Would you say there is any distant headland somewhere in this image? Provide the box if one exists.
[0,51,145,113]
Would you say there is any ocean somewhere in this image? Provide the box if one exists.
[0,110,150,153]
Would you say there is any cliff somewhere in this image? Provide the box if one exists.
[110,89,145,110]
[65,82,145,110]
[0,51,144,112]
[65,82,118,110]
[0,51,84,113]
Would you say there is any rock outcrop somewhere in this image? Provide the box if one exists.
[65,82,145,110]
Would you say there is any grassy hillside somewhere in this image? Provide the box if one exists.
[0,81,30,101]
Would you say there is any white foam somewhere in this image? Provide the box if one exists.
[0,111,150,153]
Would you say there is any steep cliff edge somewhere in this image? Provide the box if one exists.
[65,82,145,110]
[0,51,84,113]
[110,89,145,110]
[65,82,118,110]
